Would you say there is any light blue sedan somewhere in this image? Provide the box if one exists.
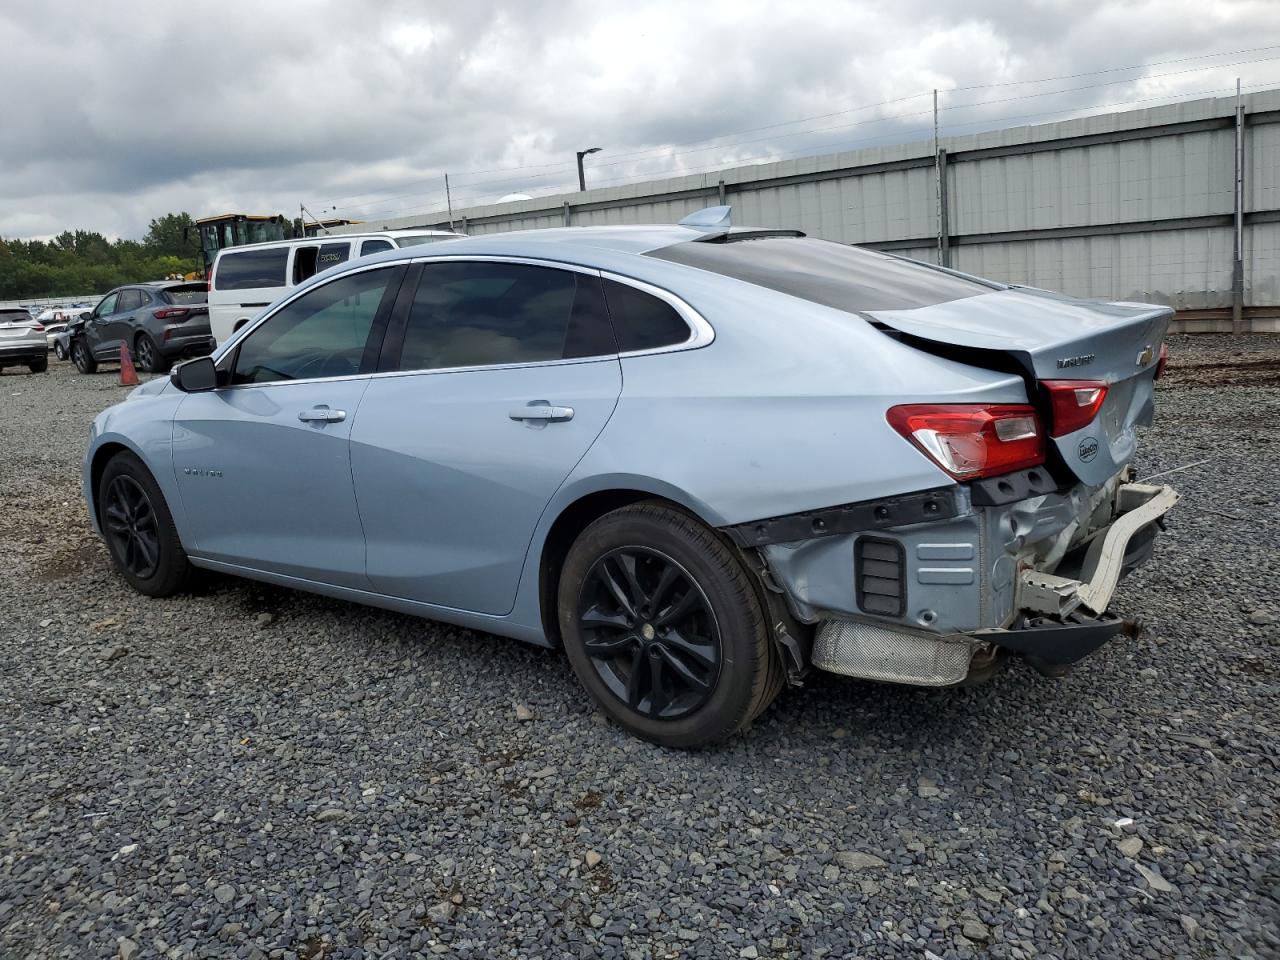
[84,208,1177,746]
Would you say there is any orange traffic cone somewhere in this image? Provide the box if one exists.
[119,343,139,386]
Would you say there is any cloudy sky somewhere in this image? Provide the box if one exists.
[2,0,1278,240]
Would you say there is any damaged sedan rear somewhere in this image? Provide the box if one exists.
[84,208,1176,747]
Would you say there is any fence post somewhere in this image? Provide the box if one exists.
[1232,79,1245,334]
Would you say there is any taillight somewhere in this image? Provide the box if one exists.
[887,404,1046,480]
[1154,344,1169,379]
[31,323,45,332]
[1043,380,1108,437]
[154,307,189,320]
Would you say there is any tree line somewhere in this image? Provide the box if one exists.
[0,213,204,301]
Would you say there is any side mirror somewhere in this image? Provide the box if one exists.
[79,311,92,321]
[171,356,218,392]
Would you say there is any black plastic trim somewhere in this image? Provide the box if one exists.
[723,486,959,547]
[968,466,1059,506]
[856,536,905,617]
[984,615,1125,665]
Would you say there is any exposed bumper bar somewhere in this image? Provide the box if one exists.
[1019,482,1178,618]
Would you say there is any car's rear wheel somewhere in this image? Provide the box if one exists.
[54,342,67,360]
[135,333,168,373]
[98,451,191,597]
[28,356,47,373]
[558,501,783,748]
[72,338,97,374]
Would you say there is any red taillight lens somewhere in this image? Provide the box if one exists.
[1043,380,1108,437]
[887,404,1046,480]
[154,307,189,320]
[1154,343,1169,379]
[32,323,45,332]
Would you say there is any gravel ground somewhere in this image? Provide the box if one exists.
[1,335,1277,960]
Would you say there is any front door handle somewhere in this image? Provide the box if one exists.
[298,405,346,423]
[509,401,574,423]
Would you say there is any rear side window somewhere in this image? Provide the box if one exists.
[215,248,289,291]
[396,262,615,372]
[601,279,691,352]
[647,236,994,312]
[117,290,143,311]
[162,285,208,305]
[317,242,350,271]
[360,239,394,256]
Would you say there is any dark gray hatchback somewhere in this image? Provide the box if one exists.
[70,281,214,374]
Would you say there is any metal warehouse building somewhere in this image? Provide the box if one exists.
[346,89,1280,333]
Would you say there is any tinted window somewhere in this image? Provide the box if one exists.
[231,268,396,385]
[600,279,691,352]
[397,262,614,371]
[117,289,143,312]
[360,239,394,256]
[215,247,289,291]
[647,236,994,312]
[161,285,208,305]
[0,309,33,323]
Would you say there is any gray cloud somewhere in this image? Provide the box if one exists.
[1,0,1277,238]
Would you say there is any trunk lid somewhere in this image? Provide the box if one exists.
[866,286,1172,486]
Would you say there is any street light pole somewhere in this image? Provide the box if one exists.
[576,147,602,191]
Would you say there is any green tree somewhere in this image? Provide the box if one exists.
[143,212,197,259]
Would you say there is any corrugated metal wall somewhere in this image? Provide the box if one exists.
[339,90,1280,328]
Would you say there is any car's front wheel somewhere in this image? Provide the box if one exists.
[72,338,97,374]
[98,451,191,597]
[558,502,783,748]
[54,342,67,360]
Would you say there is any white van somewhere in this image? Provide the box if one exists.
[207,230,461,344]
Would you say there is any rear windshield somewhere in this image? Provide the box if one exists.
[0,309,33,323]
[161,285,209,305]
[647,236,996,312]
[214,247,289,291]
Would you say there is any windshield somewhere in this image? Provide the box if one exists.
[647,236,997,312]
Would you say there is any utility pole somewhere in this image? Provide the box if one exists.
[445,173,455,231]
[1232,78,1245,334]
[933,89,950,268]
[577,147,602,191]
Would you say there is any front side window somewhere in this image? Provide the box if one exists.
[231,268,396,385]
[215,248,289,291]
[94,292,119,317]
[396,262,615,372]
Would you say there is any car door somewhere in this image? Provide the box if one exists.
[84,292,119,356]
[107,288,145,357]
[350,258,623,615]
[172,263,405,588]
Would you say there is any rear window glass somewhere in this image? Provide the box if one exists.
[0,309,33,323]
[647,237,995,312]
[600,280,691,352]
[215,247,289,291]
[162,285,209,305]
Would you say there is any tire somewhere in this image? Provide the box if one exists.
[28,355,48,374]
[54,342,67,360]
[97,450,191,597]
[72,338,97,374]
[558,501,783,748]
[135,333,168,373]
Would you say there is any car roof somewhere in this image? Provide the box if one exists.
[212,230,464,259]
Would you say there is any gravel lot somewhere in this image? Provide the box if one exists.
[1,336,1277,960]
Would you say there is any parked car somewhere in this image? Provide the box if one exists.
[70,282,215,375]
[84,208,1178,747]
[0,308,49,373]
[208,229,462,345]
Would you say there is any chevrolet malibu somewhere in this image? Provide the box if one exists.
[84,208,1177,747]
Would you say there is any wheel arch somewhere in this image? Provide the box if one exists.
[534,482,727,647]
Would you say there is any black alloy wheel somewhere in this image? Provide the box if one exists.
[102,474,161,579]
[578,547,723,720]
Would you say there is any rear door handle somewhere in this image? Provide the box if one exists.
[298,406,346,423]
[509,402,574,422]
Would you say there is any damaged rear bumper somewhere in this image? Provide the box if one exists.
[800,481,1179,685]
